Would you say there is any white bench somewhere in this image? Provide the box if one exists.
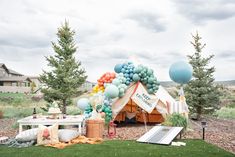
[17,115,85,134]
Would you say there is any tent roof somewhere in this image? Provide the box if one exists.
[155,86,176,106]
[112,83,189,119]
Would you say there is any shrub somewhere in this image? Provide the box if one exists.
[2,107,33,118]
[215,107,235,119]
[31,95,43,102]
[0,110,3,119]
[2,107,46,118]
[227,103,235,108]
[67,106,81,115]
[162,113,188,129]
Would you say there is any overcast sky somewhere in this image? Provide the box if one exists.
[0,0,235,82]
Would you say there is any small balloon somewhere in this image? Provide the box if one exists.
[133,74,140,82]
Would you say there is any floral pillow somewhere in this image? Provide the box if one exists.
[37,124,59,145]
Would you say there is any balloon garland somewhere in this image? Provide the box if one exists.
[77,61,160,123]
[92,72,116,94]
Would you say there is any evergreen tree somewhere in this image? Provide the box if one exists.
[40,21,87,114]
[184,32,220,120]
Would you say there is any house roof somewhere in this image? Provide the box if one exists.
[0,76,32,82]
[0,63,23,76]
[0,63,9,73]
[8,69,23,76]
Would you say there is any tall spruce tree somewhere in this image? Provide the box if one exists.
[184,32,220,120]
[40,21,87,114]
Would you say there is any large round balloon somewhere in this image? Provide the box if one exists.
[169,61,193,84]
[77,98,90,111]
[104,84,119,99]
[114,64,123,73]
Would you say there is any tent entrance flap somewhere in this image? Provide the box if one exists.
[131,82,158,113]
[114,100,164,123]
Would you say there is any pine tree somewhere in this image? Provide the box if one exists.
[184,32,221,120]
[40,21,87,114]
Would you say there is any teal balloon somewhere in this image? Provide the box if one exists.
[114,64,123,73]
[104,107,111,113]
[133,74,140,82]
[104,84,119,99]
[112,79,121,86]
[147,69,153,76]
[77,98,90,111]
[148,89,154,94]
[134,67,141,73]
[169,61,193,84]
[148,77,154,84]
[147,84,152,88]
[119,88,125,93]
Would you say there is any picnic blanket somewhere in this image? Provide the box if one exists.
[0,138,35,148]
[45,136,103,149]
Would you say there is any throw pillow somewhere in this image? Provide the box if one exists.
[15,128,38,142]
[37,124,59,145]
[58,129,80,142]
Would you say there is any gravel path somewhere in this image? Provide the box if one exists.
[0,117,234,154]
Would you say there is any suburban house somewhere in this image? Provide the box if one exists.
[0,63,41,93]
[0,63,95,93]
[79,81,95,92]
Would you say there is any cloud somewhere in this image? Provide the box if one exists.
[216,50,235,59]
[126,10,166,32]
[0,35,51,49]
[174,0,235,24]
[0,0,235,81]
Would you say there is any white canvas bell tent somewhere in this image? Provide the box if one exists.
[155,86,189,116]
[112,82,189,123]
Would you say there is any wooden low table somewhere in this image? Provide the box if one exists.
[17,115,85,134]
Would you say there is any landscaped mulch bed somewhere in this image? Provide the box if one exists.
[0,118,17,138]
[190,117,235,154]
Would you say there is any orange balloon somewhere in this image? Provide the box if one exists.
[110,73,115,78]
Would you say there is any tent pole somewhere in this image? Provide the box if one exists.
[142,111,148,132]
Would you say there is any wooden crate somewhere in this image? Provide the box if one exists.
[86,119,104,138]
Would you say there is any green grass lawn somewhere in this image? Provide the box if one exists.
[0,140,234,157]
[0,92,25,98]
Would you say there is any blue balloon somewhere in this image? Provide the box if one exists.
[169,61,193,84]
[77,98,90,111]
[121,68,125,73]
[114,64,123,73]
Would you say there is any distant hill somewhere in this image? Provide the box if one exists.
[160,80,235,87]
[159,81,177,87]
[215,80,235,86]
